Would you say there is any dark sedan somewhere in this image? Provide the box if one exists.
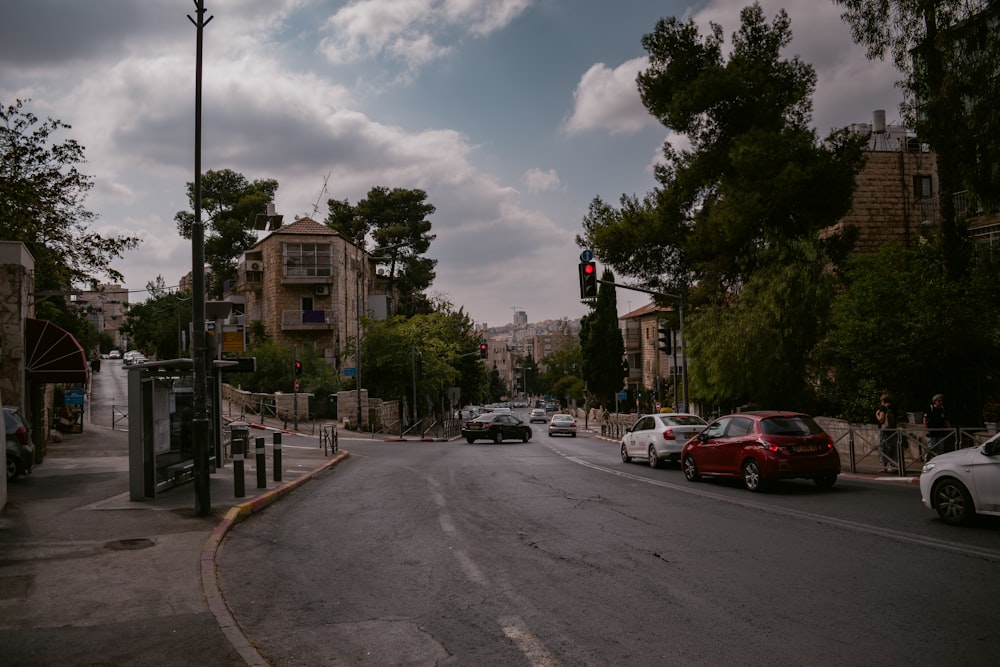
[461,413,532,444]
[681,411,840,492]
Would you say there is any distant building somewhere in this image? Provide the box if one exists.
[73,285,128,350]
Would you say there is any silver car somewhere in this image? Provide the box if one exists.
[547,413,577,437]
[621,413,707,468]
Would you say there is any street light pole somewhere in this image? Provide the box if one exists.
[187,0,213,516]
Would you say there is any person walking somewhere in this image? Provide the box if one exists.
[875,393,899,473]
[922,394,951,461]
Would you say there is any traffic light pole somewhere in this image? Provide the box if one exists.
[598,278,688,413]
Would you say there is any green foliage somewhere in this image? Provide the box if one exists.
[688,238,836,412]
[815,242,1000,423]
[120,280,191,360]
[580,268,625,408]
[1,99,140,294]
[324,186,438,316]
[174,168,279,297]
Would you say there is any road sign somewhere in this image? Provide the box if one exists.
[580,249,593,262]
[616,391,628,401]
[294,380,300,392]
[343,367,357,377]
[64,389,85,405]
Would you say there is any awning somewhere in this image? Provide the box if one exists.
[25,318,90,384]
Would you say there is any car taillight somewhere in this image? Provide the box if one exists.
[758,439,780,452]
[14,425,29,446]
[662,429,676,441]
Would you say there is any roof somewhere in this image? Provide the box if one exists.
[270,217,340,237]
[620,301,674,321]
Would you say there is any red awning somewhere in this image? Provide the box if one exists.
[25,318,90,384]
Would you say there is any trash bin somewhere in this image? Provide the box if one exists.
[229,421,250,458]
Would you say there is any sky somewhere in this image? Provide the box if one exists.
[1,0,904,328]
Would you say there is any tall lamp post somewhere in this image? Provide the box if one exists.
[188,1,213,516]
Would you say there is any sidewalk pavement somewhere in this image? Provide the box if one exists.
[0,416,348,667]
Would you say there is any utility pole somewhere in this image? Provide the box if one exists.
[187,0,213,516]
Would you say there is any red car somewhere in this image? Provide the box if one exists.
[681,411,840,492]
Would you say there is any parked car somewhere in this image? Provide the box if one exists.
[547,413,577,437]
[529,408,548,423]
[621,413,708,468]
[108,350,121,359]
[920,432,1000,525]
[681,411,840,491]
[461,413,532,444]
[5,406,35,480]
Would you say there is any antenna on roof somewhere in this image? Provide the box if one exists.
[312,171,331,219]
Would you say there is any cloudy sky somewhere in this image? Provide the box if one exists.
[1,0,903,327]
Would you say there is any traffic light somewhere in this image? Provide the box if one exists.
[658,325,672,354]
[578,261,597,300]
[479,342,488,359]
[294,359,303,377]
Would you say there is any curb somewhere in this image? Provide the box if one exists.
[200,450,350,666]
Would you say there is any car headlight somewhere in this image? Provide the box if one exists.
[921,462,936,474]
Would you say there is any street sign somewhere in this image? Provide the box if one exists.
[616,391,628,401]
[64,389,85,405]
[343,367,357,377]
[580,249,593,262]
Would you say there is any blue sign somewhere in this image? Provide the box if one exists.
[580,249,594,262]
[64,389,85,405]
[616,391,628,401]
[343,367,357,377]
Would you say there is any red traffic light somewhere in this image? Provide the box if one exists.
[583,263,595,275]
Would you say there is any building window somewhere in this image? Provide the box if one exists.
[284,243,333,277]
[913,175,933,199]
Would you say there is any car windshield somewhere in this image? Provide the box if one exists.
[760,415,822,436]
[662,415,707,426]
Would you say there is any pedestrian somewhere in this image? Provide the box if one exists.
[922,394,951,461]
[875,393,899,473]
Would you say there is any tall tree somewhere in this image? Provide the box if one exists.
[580,268,625,410]
[1,99,140,293]
[578,4,865,410]
[174,168,278,297]
[121,276,191,359]
[324,186,438,316]
[835,0,998,279]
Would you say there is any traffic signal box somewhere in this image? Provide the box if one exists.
[479,342,488,359]
[294,359,303,377]
[579,261,597,300]
[658,325,672,355]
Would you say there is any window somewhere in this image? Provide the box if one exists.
[284,243,333,277]
[913,175,933,199]
[726,417,754,437]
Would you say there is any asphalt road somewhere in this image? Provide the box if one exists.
[218,415,1000,666]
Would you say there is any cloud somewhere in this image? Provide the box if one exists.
[319,0,532,70]
[562,57,658,136]
[521,168,562,193]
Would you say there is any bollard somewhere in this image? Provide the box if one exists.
[230,421,249,498]
[255,436,267,489]
[273,432,282,482]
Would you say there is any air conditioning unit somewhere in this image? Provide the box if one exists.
[315,285,330,295]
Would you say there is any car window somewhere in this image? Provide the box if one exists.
[725,417,755,437]
[701,418,731,439]
[639,416,655,430]
[662,415,707,426]
[760,416,821,436]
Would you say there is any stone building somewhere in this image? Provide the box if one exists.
[73,284,129,350]
[229,217,388,372]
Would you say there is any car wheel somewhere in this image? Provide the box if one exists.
[620,443,631,463]
[814,474,837,489]
[933,478,975,525]
[522,430,531,443]
[742,459,763,492]
[465,437,475,444]
[494,430,503,444]
[6,456,18,480]
[682,455,700,481]
[648,446,660,469]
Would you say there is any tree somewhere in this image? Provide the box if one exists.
[121,277,191,359]
[580,268,625,409]
[835,0,998,279]
[325,187,438,316]
[1,99,140,293]
[578,5,865,410]
[580,4,864,304]
[175,168,278,297]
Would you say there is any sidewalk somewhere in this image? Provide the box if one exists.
[0,416,348,666]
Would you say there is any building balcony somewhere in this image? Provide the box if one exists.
[281,310,335,331]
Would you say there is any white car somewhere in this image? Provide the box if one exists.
[547,413,577,437]
[621,413,708,468]
[920,432,1000,525]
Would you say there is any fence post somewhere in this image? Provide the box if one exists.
[255,436,267,489]
[230,422,248,498]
